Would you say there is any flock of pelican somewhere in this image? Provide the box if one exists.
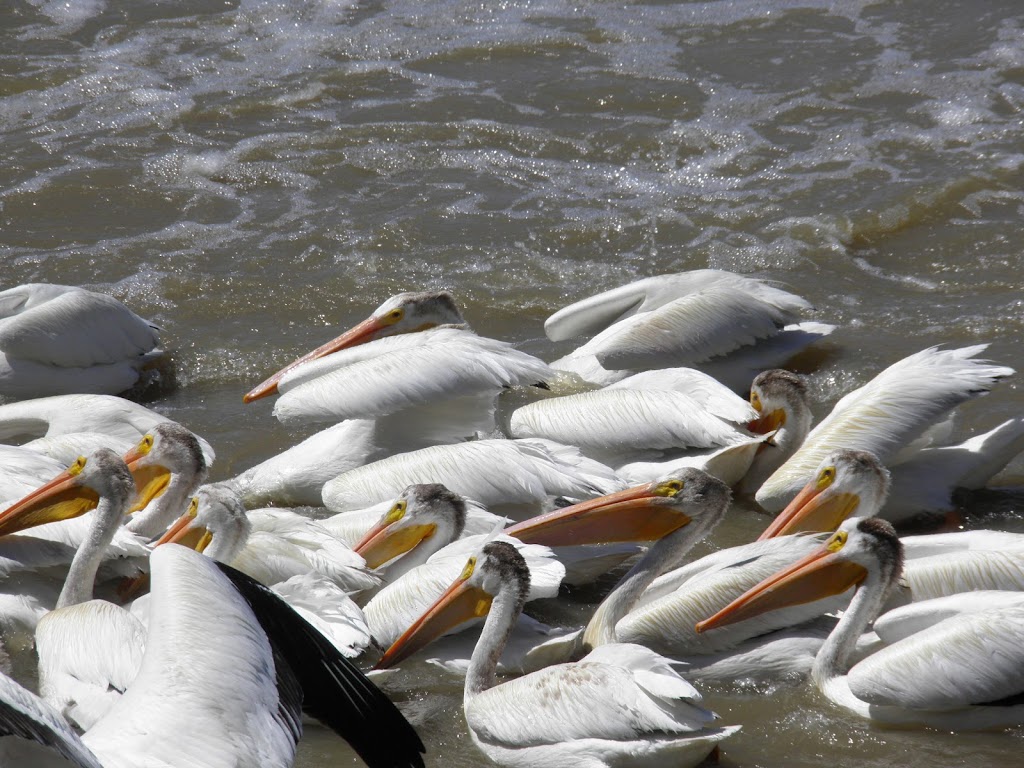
[0,270,1022,767]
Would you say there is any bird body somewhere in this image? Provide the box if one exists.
[0,284,161,399]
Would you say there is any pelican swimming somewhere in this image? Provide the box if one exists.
[376,540,739,768]
[754,345,1015,512]
[0,284,163,399]
[0,544,427,767]
[698,516,1024,730]
[545,269,830,388]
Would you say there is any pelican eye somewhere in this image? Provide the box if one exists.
[460,556,477,581]
[138,434,154,455]
[68,456,87,476]
[656,479,684,497]
[750,392,762,411]
[816,466,836,490]
[826,529,848,552]
[187,496,199,518]
[385,307,405,324]
[384,500,407,524]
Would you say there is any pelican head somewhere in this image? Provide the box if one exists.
[153,483,251,561]
[758,449,890,540]
[698,516,903,633]
[353,483,467,569]
[506,467,731,548]
[375,540,529,670]
[243,289,466,403]
[122,421,208,514]
[747,369,812,443]
[0,448,134,536]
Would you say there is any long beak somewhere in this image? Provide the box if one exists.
[243,315,387,403]
[122,445,172,514]
[757,482,860,540]
[0,470,99,537]
[118,512,212,602]
[353,521,437,569]
[506,483,691,547]
[375,577,493,670]
[696,544,868,633]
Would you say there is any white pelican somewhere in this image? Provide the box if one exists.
[756,448,1024,600]
[754,344,1015,512]
[269,327,552,429]
[545,269,826,387]
[0,394,215,463]
[321,437,625,518]
[740,366,1024,521]
[506,367,760,465]
[0,544,427,767]
[698,516,1024,730]
[244,289,467,403]
[0,283,162,399]
[376,540,739,768]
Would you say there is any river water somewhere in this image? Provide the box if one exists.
[2,0,1024,766]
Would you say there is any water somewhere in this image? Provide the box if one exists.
[2,0,1024,765]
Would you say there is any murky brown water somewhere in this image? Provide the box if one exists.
[3,0,1024,765]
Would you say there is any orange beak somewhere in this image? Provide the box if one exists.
[243,314,390,403]
[353,520,438,569]
[757,481,859,541]
[505,482,692,547]
[374,575,492,670]
[0,463,98,537]
[696,543,867,633]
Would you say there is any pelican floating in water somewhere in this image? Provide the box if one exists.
[0,284,163,399]
[0,544,426,767]
[545,269,830,388]
[698,516,1024,730]
[376,540,739,768]
[754,345,1015,512]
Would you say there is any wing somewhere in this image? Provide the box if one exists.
[467,643,716,746]
[0,668,102,768]
[543,270,809,342]
[35,600,147,731]
[901,547,1024,601]
[322,438,625,513]
[273,329,552,426]
[849,603,1024,709]
[756,345,1015,511]
[270,573,372,658]
[874,591,1024,644]
[509,389,749,460]
[607,368,758,423]
[0,287,158,367]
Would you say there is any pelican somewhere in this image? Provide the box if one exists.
[698,516,1024,730]
[0,283,163,399]
[0,394,215,463]
[758,448,1024,598]
[322,437,625,518]
[376,540,739,768]
[0,544,427,767]
[506,367,760,465]
[545,269,827,388]
[754,345,1015,512]
[244,289,467,403]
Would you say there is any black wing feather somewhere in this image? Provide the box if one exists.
[215,560,426,768]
